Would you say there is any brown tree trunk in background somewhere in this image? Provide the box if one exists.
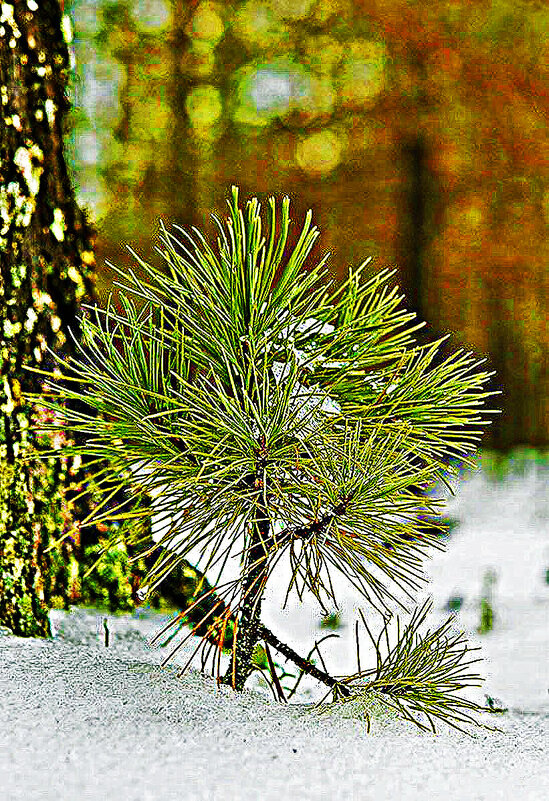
[0,0,97,636]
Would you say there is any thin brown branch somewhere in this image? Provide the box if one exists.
[257,623,351,697]
[138,545,349,696]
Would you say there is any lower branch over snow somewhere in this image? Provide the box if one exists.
[256,622,351,697]
[135,546,350,697]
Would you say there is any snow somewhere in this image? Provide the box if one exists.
[1,459,548,800]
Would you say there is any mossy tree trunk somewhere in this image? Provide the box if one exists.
[0,0,97,636]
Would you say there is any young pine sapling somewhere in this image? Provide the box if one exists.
[29,187,499,732]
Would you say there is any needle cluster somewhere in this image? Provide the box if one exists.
[27,187,499,731]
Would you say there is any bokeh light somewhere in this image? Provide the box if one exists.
[62,0,549,446]
[186,84,223,134]
[296,129,345,175]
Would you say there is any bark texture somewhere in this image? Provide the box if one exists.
[222,502,271,691]
[0,0,96,635]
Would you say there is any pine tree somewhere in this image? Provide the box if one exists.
[31,187,499,731]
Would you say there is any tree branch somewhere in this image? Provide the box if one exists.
[285,495,351,542]
[136,545,350,697]
[257,622,351,697]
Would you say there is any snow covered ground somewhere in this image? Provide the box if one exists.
[1,457,548,800]
[425,457,549,714]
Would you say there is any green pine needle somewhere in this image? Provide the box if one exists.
[320,599,497,734]
[24,187,500,723]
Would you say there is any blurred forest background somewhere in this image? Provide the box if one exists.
[64,0,548,450]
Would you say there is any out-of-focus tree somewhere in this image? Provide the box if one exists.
[0,0,97,635]
[68,0,548,447]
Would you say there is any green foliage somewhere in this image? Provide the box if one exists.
[478,450,508,483]
[252,642,269,670]
[79,538,134,612]
[318,600,494,735]
[484,694,508,714]
[477,569,498,634]
[26,404,138,615]
[479,447,549,483]
[477,568,497,635]
[478,598,494,635]
[446,594,464,613]
[28,186,499,731]
[320,611,342,630]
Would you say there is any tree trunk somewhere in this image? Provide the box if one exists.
[0,1,97,635]
[222,507,270,691]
